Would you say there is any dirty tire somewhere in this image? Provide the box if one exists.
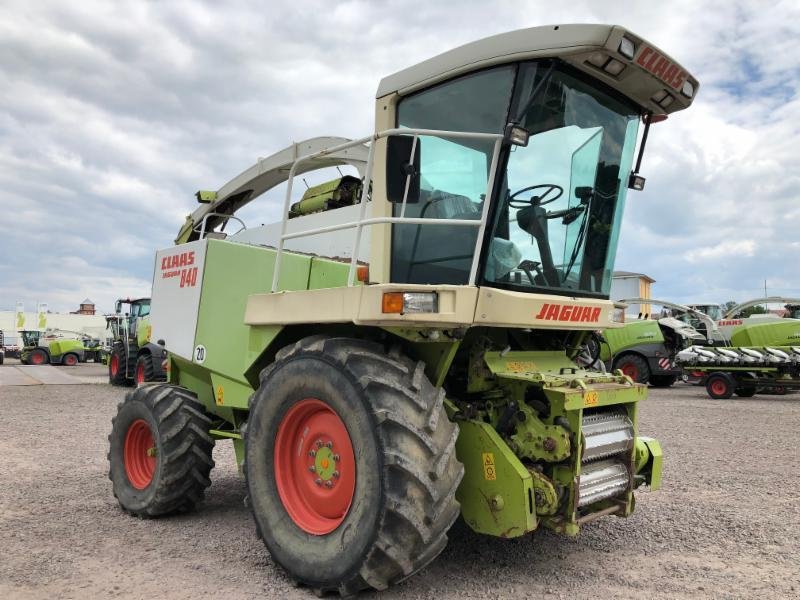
[614,354,650,384]
[649,374,677,388]
[735,387,757,398]
[136,353,166,384]
[108,383,215,516]
[245,336,463,596]
[109,343,128,386]
[62,353,79,367]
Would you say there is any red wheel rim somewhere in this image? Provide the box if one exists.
[136,362,145,384]
[110,355,119,376]
[65,354,77,366]
[710,379,727,396]
[124,419,156,489]
[32,352,45,365]
[621,363,639,380]
[274,398,356,535]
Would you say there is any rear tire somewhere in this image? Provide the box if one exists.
[109,343,128,386]
[614,354,650,384]
[649,374,677,388]
[735,387,757,397]
[63,353,79,367]
[136,353,166,385]
[706,373,734,399]
[108,383,215,516]
[245,336,463,596]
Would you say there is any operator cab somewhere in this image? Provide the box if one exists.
[390,60,642,298]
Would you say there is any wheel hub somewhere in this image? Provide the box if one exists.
[274,398,356,535]
[124,419,156,489]
[711,380,727,395]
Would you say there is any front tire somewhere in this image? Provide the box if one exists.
[245,337,463,596]
[108,384,215,516]
[614,354,650,384]
[29,349,49,365]
[649,374,677,388]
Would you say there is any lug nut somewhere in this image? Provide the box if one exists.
[332,470,340,478]
[325,441,333,448]
[309,450,316,457]
[324,480,333,488]
[333,454,340,461]
[315,440,323,448]
[308,465,316,472]
[314,478,322,486]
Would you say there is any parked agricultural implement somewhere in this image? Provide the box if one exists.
[19,329,98,366]
[107,24,697,595]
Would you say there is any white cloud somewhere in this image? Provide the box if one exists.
[683,240,757,263]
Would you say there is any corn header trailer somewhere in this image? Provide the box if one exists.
[107,25,697,595]
[107,297,167,386]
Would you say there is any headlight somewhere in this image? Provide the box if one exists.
[382,292,439,314]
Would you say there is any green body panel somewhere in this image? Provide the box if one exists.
[48,339,84,357]
[600,320,664,361]
[136,316,152,348]
[635,437,662,491]
[187,239,355,415]
[730,320,800,347]
[455,419,537,538]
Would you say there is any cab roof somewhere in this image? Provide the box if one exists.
[377,24,698,115]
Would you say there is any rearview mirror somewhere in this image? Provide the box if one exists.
[386,135,421,204]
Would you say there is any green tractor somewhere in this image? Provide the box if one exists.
[107,25,697,595]
[19,329,92,366]
[107,298,167,386]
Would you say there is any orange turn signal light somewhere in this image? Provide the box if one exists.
[357,265,369,283]
[382,292,404,314]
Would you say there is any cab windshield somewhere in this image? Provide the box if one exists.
[391,61,640,298]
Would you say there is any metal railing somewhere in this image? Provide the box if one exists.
[270,128,504,292]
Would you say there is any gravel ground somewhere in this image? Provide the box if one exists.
[1,367,798,599]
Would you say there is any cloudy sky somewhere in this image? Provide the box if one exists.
[1,0,799,314]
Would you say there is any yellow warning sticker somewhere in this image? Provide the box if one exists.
[584,391,599,406]
[215,385,224,405]
[482,452,497,480]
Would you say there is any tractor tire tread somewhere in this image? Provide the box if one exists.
[108,383,215,517]
[249,335,462,596]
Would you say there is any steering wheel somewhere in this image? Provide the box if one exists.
[508,184,564,209]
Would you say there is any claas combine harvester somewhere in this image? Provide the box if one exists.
[107,25,698,595]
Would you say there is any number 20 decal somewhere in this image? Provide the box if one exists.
[194,345,206,364]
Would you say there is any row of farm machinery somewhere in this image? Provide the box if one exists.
[598,296,800,399]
